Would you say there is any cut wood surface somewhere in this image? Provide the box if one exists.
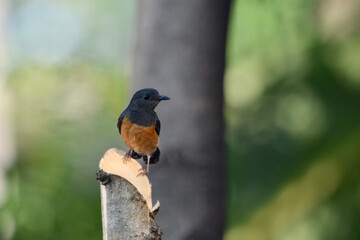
[98,148,161,240]
[99,148,153,209]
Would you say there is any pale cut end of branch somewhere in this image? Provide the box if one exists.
[99,148,153,209]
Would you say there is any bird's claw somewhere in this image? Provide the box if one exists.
[123,156,131,163]
[137,168,149,177]
[123,151,132,163]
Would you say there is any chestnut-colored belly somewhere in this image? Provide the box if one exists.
[121,117,159,155]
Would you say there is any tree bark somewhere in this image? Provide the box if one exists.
[98,148,162,240]
[132,1,231,239]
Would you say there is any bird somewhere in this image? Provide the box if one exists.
[117,88,170,176]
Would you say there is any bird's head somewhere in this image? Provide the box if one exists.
[129,88,170,112]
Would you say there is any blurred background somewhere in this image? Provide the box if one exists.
[1,0,360,240]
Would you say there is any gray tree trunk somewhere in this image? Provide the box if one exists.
[99,173,161,240]
[132,1,231,239]
[97,148,162,240]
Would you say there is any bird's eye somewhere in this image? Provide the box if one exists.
[144,95,149,100]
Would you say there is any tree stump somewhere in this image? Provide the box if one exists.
[97,148,162,240]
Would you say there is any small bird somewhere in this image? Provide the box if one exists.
[117,88,170,176]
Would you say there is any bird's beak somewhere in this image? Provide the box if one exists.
[158,95,170,101]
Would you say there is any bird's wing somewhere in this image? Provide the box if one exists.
[117,110,126,135]
[155,117,161,136]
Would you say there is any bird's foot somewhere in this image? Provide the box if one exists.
[137,168,149,177]
[123,150,132,163]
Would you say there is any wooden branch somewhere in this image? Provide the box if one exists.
[97,148,162,240]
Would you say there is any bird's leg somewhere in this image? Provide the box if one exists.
[137,155,150,177]
[123,149,132,163]
[146,155,150,172]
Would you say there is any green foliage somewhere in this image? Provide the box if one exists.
[225,0,360,239]
[2,0,360,239]
[4,63,128,240]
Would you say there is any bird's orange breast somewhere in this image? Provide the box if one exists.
[121,117,159,155]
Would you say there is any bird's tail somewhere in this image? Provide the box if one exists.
[143,147,160,164]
